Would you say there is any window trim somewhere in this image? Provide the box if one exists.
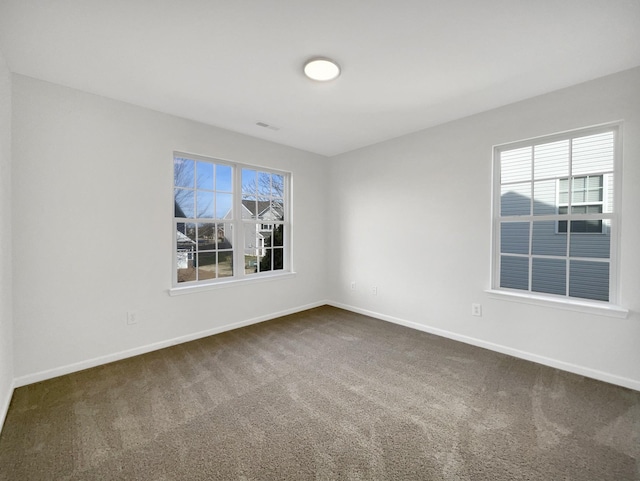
[485,288,628,319]
[169,271,297,296]
[170,151,293,293]
[490,122,624,310]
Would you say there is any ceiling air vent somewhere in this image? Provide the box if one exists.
[256,122,280,131]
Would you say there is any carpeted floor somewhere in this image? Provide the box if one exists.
[0,306,639,480]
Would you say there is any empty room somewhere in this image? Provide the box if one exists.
[0,1,639,480]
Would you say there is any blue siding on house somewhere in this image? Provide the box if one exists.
[500,256,528,290]
[531,221,566,255]
[499,185,611,300]
[501,222,530,255]
[501,184,531,216]
[570,261,610,301]
[570,227,610,259]
[532,258,566,296]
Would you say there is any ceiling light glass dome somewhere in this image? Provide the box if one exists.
[303,58,341,81]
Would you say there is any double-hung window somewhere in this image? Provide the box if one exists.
[173,152,290,288]
[492,125,620,304]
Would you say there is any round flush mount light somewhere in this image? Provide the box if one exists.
[303,57,341,81]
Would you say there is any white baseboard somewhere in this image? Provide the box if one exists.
[12,299,640,393]
[327,301,640,392]
[13,300,327,388]
[0,379,15,435]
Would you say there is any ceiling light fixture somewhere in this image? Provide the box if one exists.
[303,57,341,82]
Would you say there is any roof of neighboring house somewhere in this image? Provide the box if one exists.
[242,199,283,219]
[176,231,195,244]
[175,201,187,218]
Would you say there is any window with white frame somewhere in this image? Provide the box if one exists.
[492,126,619,303]
[173,153,290,287]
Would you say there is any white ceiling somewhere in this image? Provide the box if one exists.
[1,1,639,157]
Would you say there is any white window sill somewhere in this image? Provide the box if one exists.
[485,289,628,319]
[169,271,297,296]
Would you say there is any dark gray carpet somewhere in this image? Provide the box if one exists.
[0,306,638,480]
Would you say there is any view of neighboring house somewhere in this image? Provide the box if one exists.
[175,198,284,279]
[236,199,284,258]
[176,230,196,269]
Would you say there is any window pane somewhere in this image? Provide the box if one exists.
[196,161,213,190]
[573,220,603,233]
[558,178,569,204]
[242,169,256,194]
[174,158,194,188]
[176,248,190,271]
[263,226,274,248]
[586,175,603,202]
[500,147,531,184]
[197,223,216,250]
[534,140,569,179]
[569,221,610,258]
[566,214,603,234]
[272,174,284,197]
[569,261,609,301]
[532,221,566,256]
[572,132,614,176]
[273,248,284,270]
[533,180,557,215]
[572,176,586,202]
[501,183,531,216]
[216,193,232,219]
[218,251,233,278]
[272,199,284,221]
[258,172,271,196]
[244,250,257,274]
[273,225,284,247]
[176,223,196,283]
[197,252,217,281]
[174,189,194,218]
[216,164,232,192]
[605,174,613,213]
[532,258,566,296]
[558,220,567,233]
[571,176,603,205]
[500,256,528,290]
[242,196,257,219]
[177,222,196,242]
[586,205,602,214]
[501,222,530,255]
[196,191,214,218]
[575,203,601,213]
[259,251,273,272]
[176,252,196,283]
[257,197,271,220]
[217,222,233,249]
[244,224,262,250]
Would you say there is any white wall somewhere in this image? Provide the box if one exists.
[328,67,640,390]
[0,49,13,427]
[11,75,328,383]
[8,67,640,393]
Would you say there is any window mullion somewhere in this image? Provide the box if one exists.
[565,137,573,297]
[234,165,243,279]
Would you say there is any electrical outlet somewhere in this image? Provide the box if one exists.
[471,303,482,317]
[350,281,356,290]
[127,311,139,325]
[372,286,378,296]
